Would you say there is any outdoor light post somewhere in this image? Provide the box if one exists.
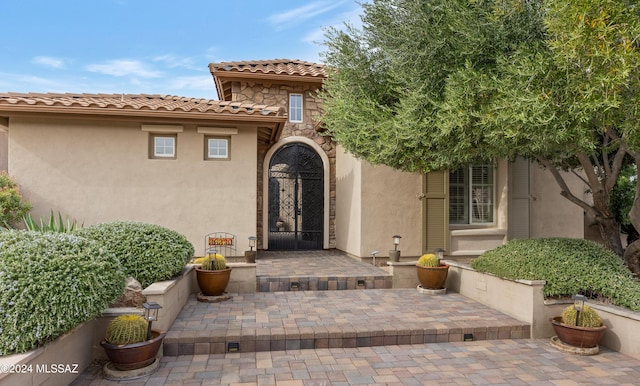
[573,294,586,326]
[393,235,402,251]
[371,250,379,266]
[142,302,162,341]
[434,248,444,265]
[245,236,257,263]
[389,235,402,262]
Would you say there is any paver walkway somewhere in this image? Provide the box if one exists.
[73,339,640,385]
[70,251,640,385]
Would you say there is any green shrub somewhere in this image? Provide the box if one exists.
[76,221,194,288]
[23,210,82,233]
[472,238,640,311]
[0,231,125,355]
[0,172,31,227]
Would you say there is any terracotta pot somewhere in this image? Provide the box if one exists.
[195,267,232,296]
[550,316,606,348]
[416,264,449,289]
[101,331,166,371]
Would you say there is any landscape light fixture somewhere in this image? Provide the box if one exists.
[572,294,586,327]
[434,248,445,265]
[370,250,379,266]
[392,235,402,251]
[248,236,257,251]
[142,302,162,340]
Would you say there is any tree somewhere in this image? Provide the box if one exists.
[0,172,31,227]
[319,0,640,273]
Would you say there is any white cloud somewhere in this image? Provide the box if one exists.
[32,56,65,69]
[85,59,162,78]
[153,54,203,71]
[268,0,348,30]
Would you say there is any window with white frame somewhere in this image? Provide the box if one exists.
[449,164,494,224]
[205,136,230,160]
[289,93,303,122]
[150,134,176,159]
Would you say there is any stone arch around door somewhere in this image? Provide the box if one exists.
[263,137,330,250]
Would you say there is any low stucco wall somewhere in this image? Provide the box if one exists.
[445,261,640,359]
[143,266,196,334]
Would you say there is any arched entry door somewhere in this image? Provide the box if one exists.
[268,143,323,250]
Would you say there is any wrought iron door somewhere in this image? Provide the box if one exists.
[268,143,323,250]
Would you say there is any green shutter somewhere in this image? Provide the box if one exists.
[509,157,531,240]
[423,171,449,253]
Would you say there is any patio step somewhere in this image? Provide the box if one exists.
[256,274,393,292]
[162,289,530,356]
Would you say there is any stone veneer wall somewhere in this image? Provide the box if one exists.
[231,81,336,249]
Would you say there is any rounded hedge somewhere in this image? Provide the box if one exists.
[75,221,194,288]
[0,230,125,355]
[471,238,640,311]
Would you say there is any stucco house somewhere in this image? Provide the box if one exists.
[0,59,585,259]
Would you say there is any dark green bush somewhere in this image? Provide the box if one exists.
[0,231,125,355]
[471,238,640,311]
[76,221,194,288]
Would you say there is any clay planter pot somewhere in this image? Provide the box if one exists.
[416,264,449,289]
[100,331,166,371]
[244,250,257,264]
[550,317,606,348]
[388,250,400,262]
[195,267,232,296]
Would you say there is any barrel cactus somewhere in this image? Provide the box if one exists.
[105,314,148,345]
[201,253,226,270]
[562,304,602,328]
[417,253,440,267]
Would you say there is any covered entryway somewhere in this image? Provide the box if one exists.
[268,142,323,250]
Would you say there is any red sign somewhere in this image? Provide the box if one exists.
[208,237,234,246]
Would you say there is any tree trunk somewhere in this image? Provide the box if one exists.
[623,240,640,277]
[597,217,624,258]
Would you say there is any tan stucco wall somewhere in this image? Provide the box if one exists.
[530,163,584,238]
[8,116,259,255]
[0,129,7,171]
[336,146,423,258]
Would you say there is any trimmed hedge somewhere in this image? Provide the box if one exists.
[471,238,640,311]
[76,221,194,288]
[0,231,125,355]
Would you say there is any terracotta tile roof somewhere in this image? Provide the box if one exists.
[209,59,326,78]
[209,59,326,101]
[0,93,284,118]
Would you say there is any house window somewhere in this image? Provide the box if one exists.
[205,136,230,160]
[150,134,177,159]
[449,164,494,224]
[289,93,303,122]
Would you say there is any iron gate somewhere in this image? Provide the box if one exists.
[268,143,323,250]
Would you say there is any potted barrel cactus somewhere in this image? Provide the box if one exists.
[416,253,449,290]
[100,314,166,371]
[195,253,232,297]
[551,303,606,349]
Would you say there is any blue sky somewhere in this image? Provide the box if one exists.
[1,1,363,100]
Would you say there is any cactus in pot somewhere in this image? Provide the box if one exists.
[105,314,148,345]
[417,253,440,267]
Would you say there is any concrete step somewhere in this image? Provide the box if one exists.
[162,289,530,356]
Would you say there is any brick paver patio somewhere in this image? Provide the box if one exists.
[70,250,640,385]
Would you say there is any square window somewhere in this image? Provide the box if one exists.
[205,136,230,160]
[149,134,176,159]
[289,93,303,123]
